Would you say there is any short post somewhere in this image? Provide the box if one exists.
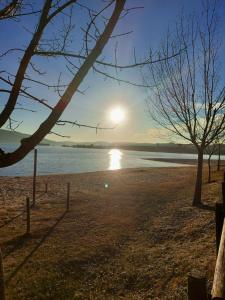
[32,149,37,207]
[66,182,70,211]
[188,272,208,300]
[45,182,48,193]
[0,247,5,300]
[215,203,224,253]
[223,172,225,183]
[26,197,30,235]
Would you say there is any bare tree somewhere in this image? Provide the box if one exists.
[206,135,225,183]
[0,0,21,19]
[0,0,183,168]
[0,0,131,166]
[0,1,128,166]
[144,2,225,206]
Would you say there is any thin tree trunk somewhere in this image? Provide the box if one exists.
[193,149,204,206]
[0,247,5,300]
[208,154,211,183]
[217,143,221,171]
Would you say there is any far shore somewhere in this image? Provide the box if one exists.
[144,157,225,166]
[60,143,225,155]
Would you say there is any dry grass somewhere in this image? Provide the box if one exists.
[0,166,222,299]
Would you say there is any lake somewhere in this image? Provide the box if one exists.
[0,144,219,176]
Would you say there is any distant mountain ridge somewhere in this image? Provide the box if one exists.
[0,129,55,145]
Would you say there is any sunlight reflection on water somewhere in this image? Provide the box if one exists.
[108,149,122,170]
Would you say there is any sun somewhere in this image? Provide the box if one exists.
[110,107,125,124]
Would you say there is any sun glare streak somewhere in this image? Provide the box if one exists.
[108,149,122,170]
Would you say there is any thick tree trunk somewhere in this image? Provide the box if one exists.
[193,149,204,206]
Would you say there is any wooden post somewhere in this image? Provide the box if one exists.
[45,182,48,193]
[188,273,208,300]
[26,197,30,235]
[224,172,225,184]
[216,203,224,253]
[32,149,37,207]
[66,182,70,211]
[211,219,225,299]
[0,247,5,300]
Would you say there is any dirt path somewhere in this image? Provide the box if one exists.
[0,167,220,299]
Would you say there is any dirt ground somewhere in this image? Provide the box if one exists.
[0,166,222,299]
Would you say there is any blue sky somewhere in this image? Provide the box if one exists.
[1,0,225,143]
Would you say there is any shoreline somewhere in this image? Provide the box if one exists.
[144,157,225,166]
[0,164,194,178]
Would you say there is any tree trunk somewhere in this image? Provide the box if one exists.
[217,144,221,171]
[193,149,204,206]
[208,154,212,183]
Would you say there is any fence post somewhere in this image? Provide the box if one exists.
[45,182,48,193]
[0,247,5,300]
[32,149,37,207]
[26,197,30,235]
[188,272,208,300]
[215,203,224,253]
[66,183,70,211]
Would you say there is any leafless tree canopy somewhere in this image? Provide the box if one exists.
[144,1,225,204]
[146,7,225,147]
[0,0,184,168]
[0,0,132,167]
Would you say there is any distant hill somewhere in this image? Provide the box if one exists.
[0,129,55,145]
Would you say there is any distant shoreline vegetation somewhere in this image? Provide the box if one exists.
[62,144,94,148]
[60,143,224,155]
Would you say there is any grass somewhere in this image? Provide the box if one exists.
[0,166,222,299]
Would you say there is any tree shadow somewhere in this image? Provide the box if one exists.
[3,234,30,259]
[197,203,215,212]
[5,211,67,285]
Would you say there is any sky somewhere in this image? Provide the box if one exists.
[1,0,225,144]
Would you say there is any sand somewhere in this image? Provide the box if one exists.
[0,166,221,299]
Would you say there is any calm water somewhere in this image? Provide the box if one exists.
[0,144,220,176]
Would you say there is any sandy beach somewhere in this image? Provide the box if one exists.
[0,166,221,299]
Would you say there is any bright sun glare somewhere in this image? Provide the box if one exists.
[110,107,125,124]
